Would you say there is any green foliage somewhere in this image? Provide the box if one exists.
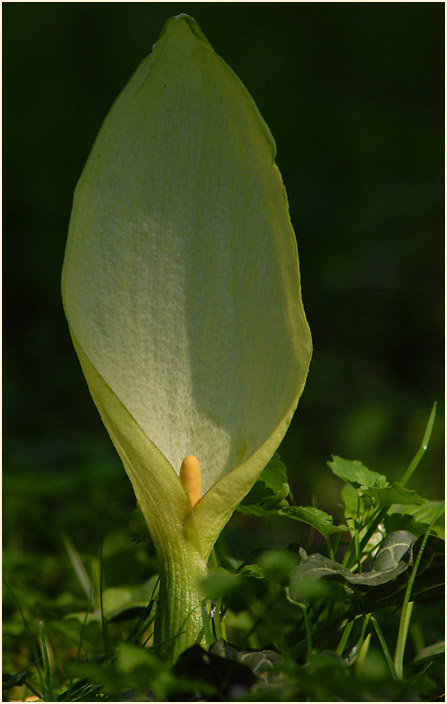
[236,454,291,516]
[3,408,444,701]
[328,455,389,488]
[279,505,347,539]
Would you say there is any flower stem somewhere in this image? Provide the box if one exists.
[153,535,208,665]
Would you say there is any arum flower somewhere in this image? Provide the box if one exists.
[62,14,312,663]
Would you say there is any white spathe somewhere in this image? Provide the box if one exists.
[62,15,311,508]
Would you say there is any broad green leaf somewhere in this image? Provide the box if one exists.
[367,482,426,508]
[289,531,417,604]
[236,453,290,516]
[328,456,388,489]
[369,530,416,573]
[279,505,348,538]
[210,640,285,688]
[387,501,445,538]
[62,13,312,565]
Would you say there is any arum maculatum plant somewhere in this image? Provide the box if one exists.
[62,14,312,664]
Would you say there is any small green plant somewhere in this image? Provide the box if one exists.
[3,409,443,701]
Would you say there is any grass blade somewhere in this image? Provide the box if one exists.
[401,403,437,487]
[62,533,95,604]
[39,620,54,701]
[371,615,397,679]
[393,503,445,677]
[98,539,110,660]
[4,581,45,699]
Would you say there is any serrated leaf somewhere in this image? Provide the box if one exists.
[367,482,426,508]
[328,456,388,489]
[278,505,348,539]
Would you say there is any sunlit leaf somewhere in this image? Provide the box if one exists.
[279,505,348,538]
[328,456,388,489]
[367,482,426,508]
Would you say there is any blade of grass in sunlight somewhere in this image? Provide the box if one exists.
[401,403,437,487]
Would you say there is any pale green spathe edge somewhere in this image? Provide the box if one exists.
[67,326,311,562]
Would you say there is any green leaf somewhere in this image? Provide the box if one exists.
[210,640,285,688]
[62,12,312,567]
[369,530,417,574]
[278,505,348,539]
[200,569,241,600]
[236,453,290,516]
[288,554,354,603]
[241,547,301,583]
[413,640,445,662]
[288,531,417,604]
[387,501,445,538]
[367,482,426,508]
[328,456,388,489]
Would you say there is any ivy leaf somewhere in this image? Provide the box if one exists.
[288,554,355,603]
[210,640,285,688]
[278,505,348,539]
[364,530,416,575]
[236,454,290,516]
[288,531,417,603]
[328,456,388,489]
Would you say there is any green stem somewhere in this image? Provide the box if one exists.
[153,536,208,664]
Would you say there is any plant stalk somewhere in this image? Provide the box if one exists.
[153,534,208,664]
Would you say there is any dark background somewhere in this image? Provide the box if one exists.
[3,3,444,561]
